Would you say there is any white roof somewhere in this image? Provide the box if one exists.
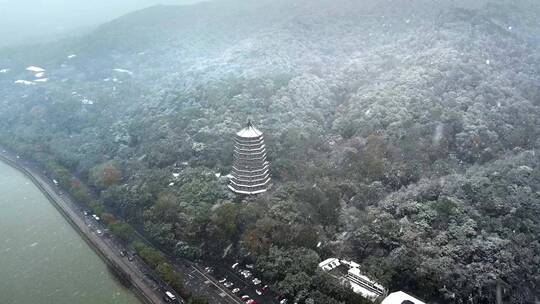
[381,291,426,304]
[236,124,263,138]
[348,268,384,290]
[26,66,45,72]
[318,258,342,271]
[14,80,35,85]
[349,281,381,300]
[113,68,133,75]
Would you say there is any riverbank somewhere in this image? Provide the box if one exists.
[0,151,165,304]
[0,147,249,304]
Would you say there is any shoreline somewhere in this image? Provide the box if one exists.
[0,152,163,304]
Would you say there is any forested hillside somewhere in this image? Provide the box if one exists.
[0,0,539,303]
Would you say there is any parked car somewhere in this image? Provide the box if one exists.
[232,262,239,269]
[204,267,213,273]
[262,285,269,292]
[164,290,178,303]
[241,295,250,301]
[232,288,240,293]
[218,278,227,283]
[224,282,234,288]
[247,300,257,304]
[252,278,261,285]
[240,270,252,278]
[255,289,262,295]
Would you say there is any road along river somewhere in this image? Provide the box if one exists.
[0,159,142,304]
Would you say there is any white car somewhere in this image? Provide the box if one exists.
[232,262,239,269]
[218,278,227,283]
[224,282,234,288]
[232,288,240,293]
[255,289,262,295]
[252,278,261,285]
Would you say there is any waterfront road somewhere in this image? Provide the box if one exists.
[0,148,244,304]
[0,151,168,304]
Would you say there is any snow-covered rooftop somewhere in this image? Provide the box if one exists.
[26,66,45,73]
[113,68,133,75]
[381,291,426,304]
[237,123,263,138]
[14,80,35,85]
[319,258,341,271]
[347,267,386,300]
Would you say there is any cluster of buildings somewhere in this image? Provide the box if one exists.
[318,258,426,304]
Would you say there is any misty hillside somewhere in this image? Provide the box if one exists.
[1,0,540,303]
[0,0,204,48]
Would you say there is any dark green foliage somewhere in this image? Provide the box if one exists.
[109,221,135,243]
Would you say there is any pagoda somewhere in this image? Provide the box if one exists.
[228,121,271,195]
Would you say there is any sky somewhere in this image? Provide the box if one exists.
[0,0,204,48]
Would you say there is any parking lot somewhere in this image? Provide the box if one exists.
[200,261,282,304]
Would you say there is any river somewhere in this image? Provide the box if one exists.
[0,160,140,304]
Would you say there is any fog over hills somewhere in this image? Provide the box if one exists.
[0,0,540,303]
[0,0,203,48]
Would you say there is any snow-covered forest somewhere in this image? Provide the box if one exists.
[0,0,539,303]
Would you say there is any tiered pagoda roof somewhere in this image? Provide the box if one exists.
[228,121,271,195]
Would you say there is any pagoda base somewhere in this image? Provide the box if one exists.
[228,185,268,195]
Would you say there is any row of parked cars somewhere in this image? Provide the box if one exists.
[232,262,268,296]
[213,262,273,304]
[232,262,292,304]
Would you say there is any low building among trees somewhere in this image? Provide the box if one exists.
[380,291,426,304]
[318,258,386,301]
[228,121,271,195]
